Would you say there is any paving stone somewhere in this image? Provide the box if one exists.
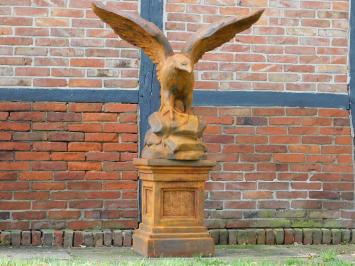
[63,230,73,248]
[11,230,21,247]
[0,231,11,246]
[31,231,41,246]
[284,229,294,245]
[331,229,341,245]
[351,229,355,244]
[256,229,265,244]
[94,231,104,247]
[103,230,112,247]
[42,230,54,247]
[219,229,228,245]
[228,230,237,245]
[84,231,94,247]
[274,229,284,245]
[294,229,303,244]
[123,230,132,247]
[209,229,219,245]
[21,231,31,246]
[303,229,312,245]
[246,229,256,244]
[322,229,331,244]
[53,230,63,247]
[312,229,322,245]
[237,230,248,245]
[341,229,351,243]
[73,231,84,247]
[265,229,275,245]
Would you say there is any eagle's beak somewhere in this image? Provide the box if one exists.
[177,64,193,73]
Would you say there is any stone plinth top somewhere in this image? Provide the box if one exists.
[133,158,216,182]
[133,158,216,167]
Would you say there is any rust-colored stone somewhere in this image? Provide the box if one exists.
[132,159,215,257]
[92,2,263,160]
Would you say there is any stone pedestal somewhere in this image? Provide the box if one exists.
[133,158,215,257]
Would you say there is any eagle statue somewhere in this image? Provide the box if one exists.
[92,2,264,160]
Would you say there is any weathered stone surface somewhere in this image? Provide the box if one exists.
[84,231,94,247]
[237,230,248,245]
[103,229,112,247]
[142,112,206,160]
[42,230,54,247]
[331,229,341,245]
[92,3,264,162]
[351,229,355,244]
[303,229,312,245]
[11,230,21,247]
[73,231,84,247]
[122,230,132,247]
[53,230,63,247]
[246,229,256,245]
[32,231,42,246]
[228,230,237,245]
[256,229,265,244]
[209,229,219,245]
[294,229,303,244]
[94,231,104,247]
[274,229,284,245]
[63,230,73,248]
[113,230,122,247]
[219,229,228,245]
[21,231,31,246]
[341,229,351,243]
[284,229,294,245]
[322,229,331,244]
[0,231,11,246]
[265,229,275,245]
[312,229,322,245]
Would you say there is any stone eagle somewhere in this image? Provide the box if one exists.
[92,2,264,120]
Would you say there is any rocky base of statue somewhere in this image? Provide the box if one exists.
[142,111,207,160]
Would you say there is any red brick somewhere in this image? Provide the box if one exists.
[32,182,65,190]
[32,161,67,171]
[33,142,67,151]
[67,181,102,190]
[19,172,52,181]
[103,181,136,190]
[68,142,101,152]
[68,103,102,112]
[68,162,101,171]
[48,211,81,220]
[85,133,118,142]
[0,142,30,151]
[0,162,30,171]
[0,122,30,131]
[274,154,305,163]
[103,143,137,152]
[51,152,85,161]
[69,200,103,209]
[13,211,46,220]
[68,123,102,132]
[102,124,137,133]
[15,152,49,161]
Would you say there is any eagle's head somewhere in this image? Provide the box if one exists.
[168,54,193,73]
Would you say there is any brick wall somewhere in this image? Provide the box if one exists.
[197,106,354,229]
[0,102,138,230]
[0,0,354,232]
[165,0,349,93]
[0,0,139,89]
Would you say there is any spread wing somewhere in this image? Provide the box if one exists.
[92,2,173,78]
[182,9,264,64]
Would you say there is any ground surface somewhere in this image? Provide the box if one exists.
[0,245,354,265]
